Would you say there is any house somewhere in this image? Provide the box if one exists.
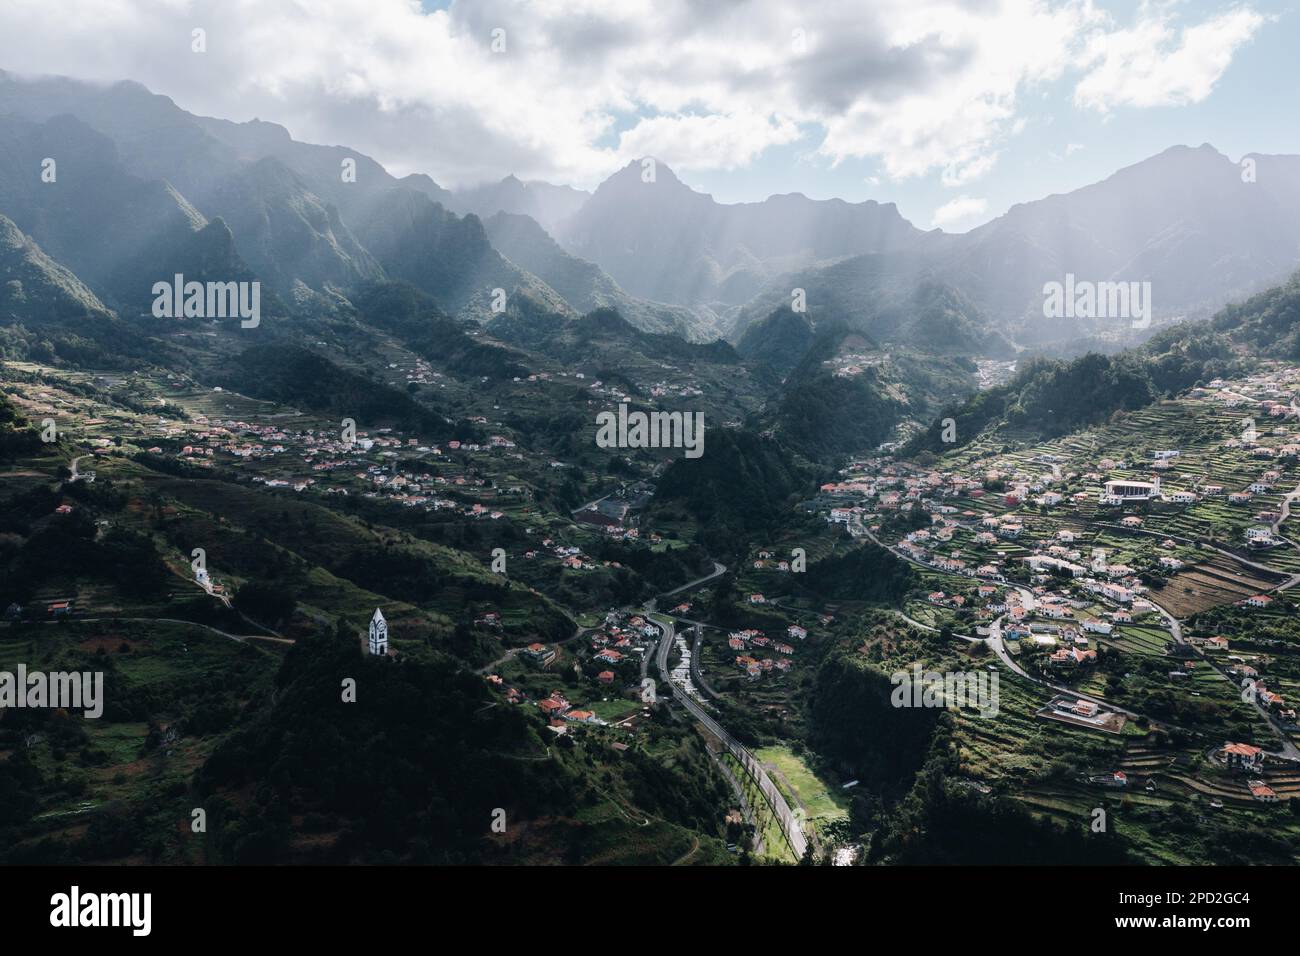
[523,642,556,666]
[46,600,72,618]
[1082,619,1113,635]
[1049,646,1097,668]
[748,593,766,605]
[1243,595,1273,609]
[787,625,808,641]
[1072,699,1099,718]
[1222,742,1264,772]
[1203,635,1230,653]
[596,670,616,685]
[537,696,569,717]
[1102,583,1133,604]
[1250,781,1279,803]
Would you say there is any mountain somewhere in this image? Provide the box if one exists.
[214,342,457,438]
[902,274,1279,455]
[449,175,589,234]
[0,72,729,331]
[482,211,706,338]
[347,187,569,318]
[10,69,1300,361]
[732,266,1014,357]
[0,213,112,321]
[200,156,385,295]
[734,309,816,376]
[770,327,905,461]
[556,160,925,307]
[0,72,572,323]
[486,305,736,369]
[934,144,1300,334]
[0,212,192,369]
[728,145,1300,351]
[0,113,210,307]
[0,70,439,216]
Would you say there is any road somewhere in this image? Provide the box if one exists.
[24,616,291,645]
[662,561,727,598]
[651,613,808,860]
[475,621,592,675]
[687,623,719,699]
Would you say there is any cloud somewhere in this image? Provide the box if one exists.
[931,195,989,230]
[616,112,801,172]
[0,0,1269,190]
[1073,5,1266,112]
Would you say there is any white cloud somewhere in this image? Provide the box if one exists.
[931,196,989,230]
[0,0,1269,190]
[616,112,801,172]
[1073,5,1266,112]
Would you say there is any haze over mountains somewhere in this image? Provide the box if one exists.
[3,69,1300,356]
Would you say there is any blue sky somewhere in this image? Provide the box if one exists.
[628,1,1300,229]
[2,0,1290,232]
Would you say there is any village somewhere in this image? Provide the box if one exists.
[796,364,1300,807]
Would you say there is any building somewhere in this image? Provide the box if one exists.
[524,643,556,666]
[368,608,388,656]
[1222,742,1264,772]
[1103,476,1160,501]
[1250,780,1279,803]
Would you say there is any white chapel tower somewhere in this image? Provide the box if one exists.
[368,608,388,656]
